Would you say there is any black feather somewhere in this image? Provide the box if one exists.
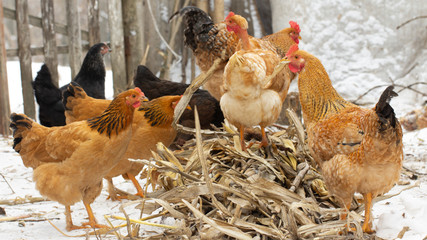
[375,86,398,131]
[133,65,224,129]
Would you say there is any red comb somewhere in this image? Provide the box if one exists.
[225,11,235,20]
[289,21,300,33]
[134,87,143,96]
[286,44,299,58]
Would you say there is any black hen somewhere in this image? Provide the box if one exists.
[32,42,109,127]
[133,65,224,131]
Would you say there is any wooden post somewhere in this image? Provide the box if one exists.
[16,0,35,119]
[41,0,59,87]
[66,0,82,79]
[0,1,11,136]
[88,0,100,46]
[108,0,127,95]
[213,0,224,23]
[122,0,144,88]
[197,0,209,12]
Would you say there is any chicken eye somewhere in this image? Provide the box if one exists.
[132,94,136,98]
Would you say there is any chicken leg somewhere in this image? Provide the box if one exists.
[362,193,374,233]
[260,126,269,148]
[126,173,145,198]
[65,204,108,231]
[81,202,109,229]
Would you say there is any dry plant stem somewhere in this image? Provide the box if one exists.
[396,15,427,29]
[173,58,224,128]
[0,173,15,194]
[289,161,310,192]
[195,107,232,217]
[176,123,232,136]
[0,196,47,205]
[0,214,32,222]
[108,215,177,229]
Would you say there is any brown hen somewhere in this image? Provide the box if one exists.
[63,82,188,200]
[286,45,403,233]
[10,87,145,231]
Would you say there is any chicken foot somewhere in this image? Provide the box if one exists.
[65,204,108,231]
[106,175,144,201]
[80,202,109,229]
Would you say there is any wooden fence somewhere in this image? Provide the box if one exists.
[0,0,149,136]
[0,0,265,136]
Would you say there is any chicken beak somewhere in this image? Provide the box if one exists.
[298,36,302,40]
[280,58,291,65]
[140,95,149,102]
[186,105,192,110]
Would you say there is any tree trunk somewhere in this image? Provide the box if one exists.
[122,0,144,88]
[16,0,35,119]
[41,0,59,87]
[230,0,254,36]
[0,0,11,136]
[88,0,101,46]
[213,0,224,23]
[66,0,82,79]
[108,0,127,95]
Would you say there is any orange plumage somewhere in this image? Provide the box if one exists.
[220,15,293,151]
[171,7,300,100]
[10,87,145,231]
[63,82,185,200]
[286,45,403,233]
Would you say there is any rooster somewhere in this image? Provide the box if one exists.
[10,87,146,231]
[170,6,300,100]
[63,82,189,200]
[32,42,109,127]
[220,14,292,151]
[286,44,403,233]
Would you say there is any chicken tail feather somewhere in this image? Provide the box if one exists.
[375,86,398,131]
[9,113,33,153]
[169,6,214,51]
[62,82,87,110]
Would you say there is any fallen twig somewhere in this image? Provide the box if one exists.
[0,173,15,194]
[0,196,48,205]
[396,15,427,29]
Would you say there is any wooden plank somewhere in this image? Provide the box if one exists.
[213,0,224,23]
[0,1,11,136]
[15,0,35,119]
[88,0,100,46]
[41,0,59,87]
[3,6,89,40]
[66,0,82,79]
[122,0,144,87]
[6,44,90,58]
[108,0,127,95]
